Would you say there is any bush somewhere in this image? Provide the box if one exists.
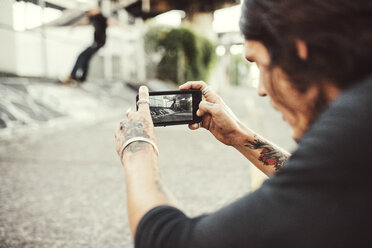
[145,26,216,85]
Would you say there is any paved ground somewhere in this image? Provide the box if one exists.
[0,80,296,248]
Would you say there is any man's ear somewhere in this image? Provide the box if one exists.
[295,40,308,60]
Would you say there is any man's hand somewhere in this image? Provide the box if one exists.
[180,81,243,146]
[115,86,158,163]
[180,81,290,176]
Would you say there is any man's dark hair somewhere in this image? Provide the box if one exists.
[240,0,372,92]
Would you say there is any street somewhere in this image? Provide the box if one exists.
[0,83,296,248]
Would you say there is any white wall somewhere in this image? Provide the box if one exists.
[12,27,89,78]
[14,25,146,81]
[0,0,17,74]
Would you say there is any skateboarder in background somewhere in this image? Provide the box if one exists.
[62,7,108,85]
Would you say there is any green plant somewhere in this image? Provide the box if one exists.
[145,26,216,85]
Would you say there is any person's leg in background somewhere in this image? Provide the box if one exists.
[71,44,99,81]
[63,42,103,84]
[78,42,104,82]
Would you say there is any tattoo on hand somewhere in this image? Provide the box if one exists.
[124,118,152,154]
[245,137,288,171]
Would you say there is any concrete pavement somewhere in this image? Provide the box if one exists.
[0,80,296,248]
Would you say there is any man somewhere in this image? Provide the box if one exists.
[62,8,107,85]
[114,0,372,247]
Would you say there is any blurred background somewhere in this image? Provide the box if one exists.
[0,0,296,247]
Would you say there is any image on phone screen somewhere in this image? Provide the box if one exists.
[149,94,193,122]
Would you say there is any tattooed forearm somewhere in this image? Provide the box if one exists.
[245,137,289,171]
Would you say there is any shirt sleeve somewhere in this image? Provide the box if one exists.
[134,181,307,248]
[135,205,204,248]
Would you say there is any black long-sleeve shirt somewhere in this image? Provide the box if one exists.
[135,76,372,248]
[89,13,107,47]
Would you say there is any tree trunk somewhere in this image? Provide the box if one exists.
[182,12,216,41]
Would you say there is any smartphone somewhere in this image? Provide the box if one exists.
[136,90,202,127]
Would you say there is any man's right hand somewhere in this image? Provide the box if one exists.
[179,81,244,146]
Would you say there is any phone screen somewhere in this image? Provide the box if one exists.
[136,90,202,126]
[149,94,193,122]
